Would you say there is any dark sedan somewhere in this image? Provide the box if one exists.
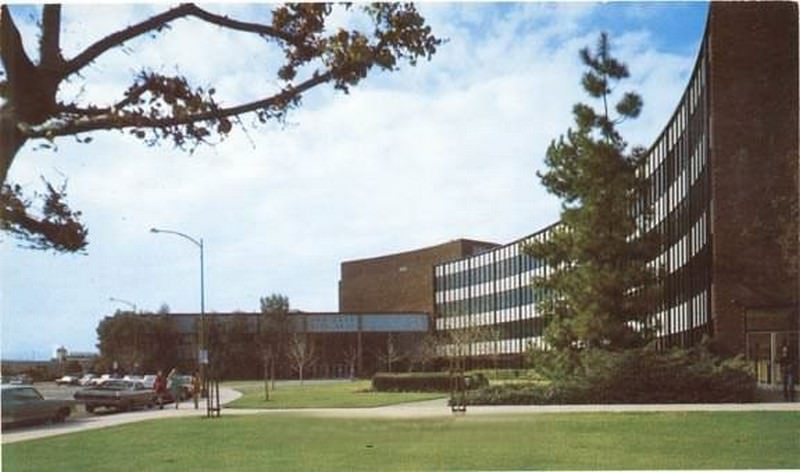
[1,385,74,427]
[74,379,156,413]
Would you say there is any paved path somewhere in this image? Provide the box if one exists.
[3,388,799,445]
[2,391,242,445]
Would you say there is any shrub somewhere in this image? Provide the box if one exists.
[469,369,542,382]
[467,345,756,405]
[372,372,488,393]
[574,346,757,403]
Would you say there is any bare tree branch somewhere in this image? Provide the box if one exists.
[0,5,36,80]
[61,4,195,78]
[40,5,64,71]
[1,3,442,253]
[61,3,305,80]
[183,4,303,45]
[29,71,333,139]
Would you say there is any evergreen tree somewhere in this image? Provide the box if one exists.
[526,33,661,354]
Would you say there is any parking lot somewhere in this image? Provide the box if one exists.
[2,381,213,444]
[37,381,83,400]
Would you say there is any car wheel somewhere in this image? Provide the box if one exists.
[85,405,95,413]
[53,408,69,423]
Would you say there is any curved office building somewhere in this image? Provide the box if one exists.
[432,2,797,363]
[341,3,797,384]
[435,24,712,353]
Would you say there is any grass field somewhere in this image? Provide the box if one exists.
[224,380,446,408]
[4,411,798,471]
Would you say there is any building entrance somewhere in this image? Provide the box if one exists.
[746,331,798,386]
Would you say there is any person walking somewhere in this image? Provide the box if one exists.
[167,368,182,409]
[778,343,796,402]
[154,370,167,409]
[191,370,201,410]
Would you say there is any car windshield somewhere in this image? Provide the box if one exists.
[3,387,43,401]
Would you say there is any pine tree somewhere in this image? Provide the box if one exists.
[526,33,661,354]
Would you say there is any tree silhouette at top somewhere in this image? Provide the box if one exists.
[0,3,441,252]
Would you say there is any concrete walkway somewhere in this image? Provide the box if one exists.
[2,391,242,445]
[226,396,800,419]
[3,388,799,445]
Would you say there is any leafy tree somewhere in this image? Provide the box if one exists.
[209,315,258,379]
[62,360,81,375]
[96,311,179,373]
[0,3,441,252]
[525,33,661,358]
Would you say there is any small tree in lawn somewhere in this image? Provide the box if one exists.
[485,326,503,379]
[378,334,404,373]
[259,293,289,399]
[441,322,489,411]
[525,33,661,372]
[408,333,439,372]
[287,333,317,385]
[343,344,358,380]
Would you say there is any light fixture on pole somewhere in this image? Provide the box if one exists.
[150,227,208,414]
[108,297,137,312]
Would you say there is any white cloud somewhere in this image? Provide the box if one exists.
[1,3,705,358]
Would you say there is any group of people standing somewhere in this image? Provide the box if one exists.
[153,368,201,409]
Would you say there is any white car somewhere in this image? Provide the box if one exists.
[78,374,97,386]
[55,375,80,386]
[142,375,157,389]
[90,374,113,386]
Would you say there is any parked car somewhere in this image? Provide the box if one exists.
[9,374,33,385]
[2,384,74,427]
[142,375,157,389]
[55,375,81,386]
[74,379,156,413]
[171,375,195,401]
[89,374,113,386]
[78,374,97,386]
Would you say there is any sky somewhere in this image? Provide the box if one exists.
[0,2,709,360]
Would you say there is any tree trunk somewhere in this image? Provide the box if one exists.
[270,356,275,390]
[263,352,270,401]
[0,106,25,186]
[1,5,65,186]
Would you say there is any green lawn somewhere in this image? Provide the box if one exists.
[224,380,446,408]
[4,412,798,471]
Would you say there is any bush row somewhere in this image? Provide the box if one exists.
[465,346,756,405]
[372,372,489,392]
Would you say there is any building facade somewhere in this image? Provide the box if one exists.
[168,312,430,378]
[340,3,799,384]
[339,239,499,314]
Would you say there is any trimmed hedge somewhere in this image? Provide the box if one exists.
[465,346,757,405]
[372,372,488,393]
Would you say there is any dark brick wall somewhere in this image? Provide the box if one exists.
[339,239,498,314]
[708,2,799,355]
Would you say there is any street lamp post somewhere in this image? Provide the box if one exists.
[108,297,137,312]
[150,227,208,414]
